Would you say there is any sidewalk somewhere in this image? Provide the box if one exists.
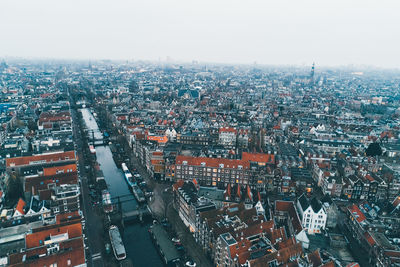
[128,153,213,267]
[167,207,213,267]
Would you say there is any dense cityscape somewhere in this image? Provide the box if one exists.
[0,59,399,267]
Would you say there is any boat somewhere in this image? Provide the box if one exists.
[89,145,96,154]
[102,190,113,213]
[109,225,126,261]
[132,185,146,203]
[121,163,136,187]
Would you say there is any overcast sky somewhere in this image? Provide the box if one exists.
[0,0,399,68]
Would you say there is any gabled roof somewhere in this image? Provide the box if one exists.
[298,194,309,211]
[236,184,241,199]
[310,198,323,213]
[224,184,232,200]
[246,185,252,202]
[15,198,26,215]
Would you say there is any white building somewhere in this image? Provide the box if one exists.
[296,194,327,234]
[218,127,237,147]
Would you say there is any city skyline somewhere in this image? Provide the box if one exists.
[1,0,400,68]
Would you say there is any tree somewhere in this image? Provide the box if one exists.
[27,119,38,132]
[366,142,382,157]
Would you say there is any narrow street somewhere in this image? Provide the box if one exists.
[128,149,213,267]
[71,107,105,267]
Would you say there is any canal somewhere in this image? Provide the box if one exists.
[80,108,164,267]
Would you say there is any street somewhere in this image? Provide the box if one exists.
[71,106,105,267]
[128,150,213,267]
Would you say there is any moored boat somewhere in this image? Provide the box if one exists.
[102,190,113,213]
[109,225,126,260]
[89,145,96,154]
[132,185,146,203]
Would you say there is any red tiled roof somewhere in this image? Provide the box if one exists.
[56,211,81,224]
[25,172,78,193]
[365,174,374,182]
[384,250,400,264]
[224,184,231,199]
[9,237,85,266]
[346,263,360,267]
[15,198,26,215]
[392,195,400,209]
[307,250,322,267]
[39,111,71,123]
[43,163,77,176]
[275,201,303,235]
[348,204,367,223]
[147,135,168,143]
[236,184,241,198]
[321,261,335,267]
[6,151,76,168]
[228,239,251,264]
[269,227,287,244]
[246,185,252,201]
[26,222,82,249]
[242,152,275,164]
[173,179,185,191]
[364,231,376,247]
[219,127,237,133]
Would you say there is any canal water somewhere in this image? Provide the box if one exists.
[80,108,164,267]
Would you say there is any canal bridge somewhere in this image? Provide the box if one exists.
[109,194,153,224]
[84,129,109,146]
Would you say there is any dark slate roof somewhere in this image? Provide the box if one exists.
[30,196,40,212]
[310,198,322,213]
[320,194,332,204]
[298,194,309,211]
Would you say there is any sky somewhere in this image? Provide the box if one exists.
[0,0,399,68]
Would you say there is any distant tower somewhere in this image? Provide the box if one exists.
[310,62,315,84]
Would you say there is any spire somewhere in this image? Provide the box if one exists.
[310,62,315,85]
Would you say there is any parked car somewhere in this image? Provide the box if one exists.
[171,237,180,243]
[185,260,196,267]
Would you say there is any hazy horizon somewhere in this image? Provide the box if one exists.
[1,0,399,68]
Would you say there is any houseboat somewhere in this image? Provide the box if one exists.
[109,225,126,260]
